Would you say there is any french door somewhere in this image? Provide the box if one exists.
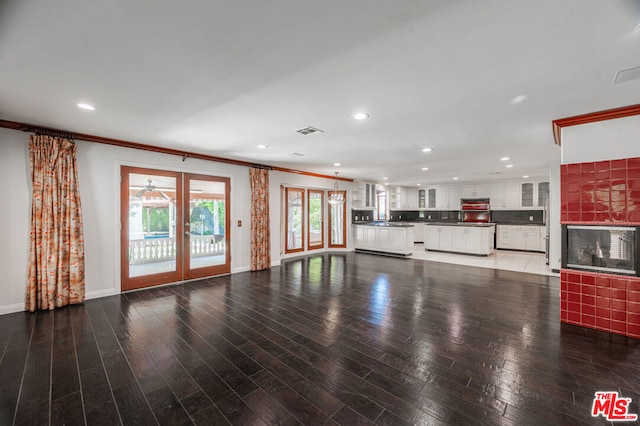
[120,166,231,291]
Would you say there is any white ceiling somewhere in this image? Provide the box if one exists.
[1,0,639,187]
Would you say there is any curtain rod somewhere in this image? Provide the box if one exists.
[0,119,353,182]
[18,124,75,140]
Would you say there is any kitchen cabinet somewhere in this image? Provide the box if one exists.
[435,186,447,210]
[425,225,440,250]
[489,182,521,209]
[425,224,494,255]
[397,222,424,242]
[352,181,377,209]
[427,188,436,209]
[414,223,425,243]
[496,224,545,252]
[448,186,461,209]
[504,183,521,209]
[389,186,403,210]
[461,184,489,199]
[537,181,549,208]
[521,183,534,208]
[489,184,504,207]
[354,224,414,256]
[418,189,426,209]
[434,185,461,210]
[426,225,454,251]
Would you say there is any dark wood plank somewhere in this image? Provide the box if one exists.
[79,366,121,425]
[112,382,157,425]
[3,252,640,424]
[51,391,85,426]
[146,385,192,426]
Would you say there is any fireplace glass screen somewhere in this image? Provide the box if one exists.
[565,225,636,275]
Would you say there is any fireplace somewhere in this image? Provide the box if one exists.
[562,225,639,276]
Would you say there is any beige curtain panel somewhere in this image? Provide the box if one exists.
[26,135,86,311]
[249,167,271,271]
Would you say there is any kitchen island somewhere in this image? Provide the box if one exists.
[425,222,495,256]
[354,223,414,256]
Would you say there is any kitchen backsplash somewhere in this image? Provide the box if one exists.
[385,209,543,223]
[491,210,544,224]
[388,210,460,222]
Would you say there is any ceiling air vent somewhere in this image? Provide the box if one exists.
[296,126,324,135]
[614,65,640,85]
[291,152,305,157]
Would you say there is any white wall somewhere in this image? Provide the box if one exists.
[548,157,561,271]
[1,129,31,313]
[0,128,354,314]
[562,115,640,164]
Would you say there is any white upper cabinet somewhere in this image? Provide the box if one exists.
[490,182,522,210]
[427,188,436,209]
[389,180,547,211]
[504,182,521,209]
[489,184,504,208]
[405,187,419,209]
[448,186,461,210]
[460,184,489,199]
[435,186,448,210]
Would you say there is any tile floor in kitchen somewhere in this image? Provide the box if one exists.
[410,244,559,277]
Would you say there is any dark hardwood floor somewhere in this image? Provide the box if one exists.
[1,252,640,425]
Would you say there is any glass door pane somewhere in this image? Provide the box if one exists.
[185,174,230,279]
[286,188,305,253]
[329,191,346,248]
[121,167,182,291]
[308,190,324,250]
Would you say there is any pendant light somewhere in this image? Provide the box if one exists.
[328,172,345,205]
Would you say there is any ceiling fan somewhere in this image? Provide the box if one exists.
[135,179,170,200]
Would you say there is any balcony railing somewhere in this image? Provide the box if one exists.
[129,236,225,264]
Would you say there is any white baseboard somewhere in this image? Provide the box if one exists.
[0,303,25,315]
[233,266,251,273]
[271,260,281,267]
[86,288,117,300]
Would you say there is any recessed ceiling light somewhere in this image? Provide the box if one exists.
[500,157,510,161]
[383,177,388,180]
[452,177,459,180]
[510,95,527,105]
[421,167,429,171]
[257,144,268,149]
[333,162,341,166]
[416,183,421,186]
[422,148,433,153]
[384,182,389,186]
[77,102,96,111]
[353,112,369,120]
[522,175,529,178]
[506,164,514,168]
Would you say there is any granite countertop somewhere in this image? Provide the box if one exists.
[356,222,415,228]
[495,222,545,226]
[424,222,496,227]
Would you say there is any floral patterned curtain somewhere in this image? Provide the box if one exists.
[249,167,271,271]
[26,135,85,311]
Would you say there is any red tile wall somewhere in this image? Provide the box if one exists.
[560,156,640,338]
[561,157,640,224]
[560,269,640,338]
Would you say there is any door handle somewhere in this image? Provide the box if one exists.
[185,231,190,236]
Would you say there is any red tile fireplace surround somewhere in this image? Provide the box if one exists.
[560,156,640,338]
